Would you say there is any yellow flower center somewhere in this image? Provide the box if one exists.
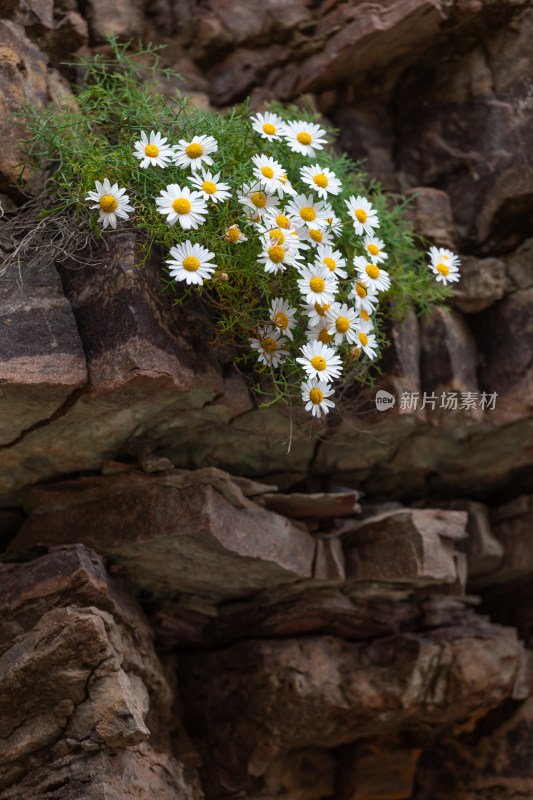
[186,142,203,159]
[183,256,200,272]
[323,257,336,271]
[300,206,316,222]
[311,356,327,371]
[263,337,278,353]
[355,283,368,298]
[251,192,267,208]
[274,312,289,330]
[336,316,350,333]
[173,198,192,215]
[269,229,285,244]
[314,302,330,316]
[99,195,118,213]
[367,243,379,255]
[350,347,362,360]
[268,246,285,263]
[309,277,325,293]
[276,214,291,229]
[358,332,368,347]
[313,173,328,188]
[309,387,324,404]
[145,144,159,157]
[261,166,274,179]
[202,181,217,194]
[226,226,240,242]
[360,308,370,321]
[297,132,312,145]
[309,228,323,242]
[263,123,276,135]
[355,208,367,223]
[436,263,449,276]
[318,328,332,344]
[366,264,379,279]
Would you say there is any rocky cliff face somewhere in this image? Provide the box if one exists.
[1,0,533,798]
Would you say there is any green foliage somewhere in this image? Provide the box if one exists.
[18,37,452,411]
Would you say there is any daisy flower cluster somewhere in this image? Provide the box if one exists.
[427,246,461,285]
[82,95,455,420]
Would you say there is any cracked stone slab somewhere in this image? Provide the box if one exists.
[0,260,87,446]
[10,470,317,601]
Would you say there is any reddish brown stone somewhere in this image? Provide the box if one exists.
[344,508,467,586]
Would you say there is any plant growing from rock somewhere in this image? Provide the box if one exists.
[16,38,458,418]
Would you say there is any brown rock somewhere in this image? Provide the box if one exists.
[295,0,446,94]
[472,494,533,586]
[0,743,199,800]
[0,260,87,447]
[407,187,455,248]
[420,306,481,421]
[344,508,468,586]
[0,21,48,194]
[473,286,533,423]
[180,621,523,789]
[0,235,252,504]
[452,255,510,313]
[11,470,317,601]
[261,489,361,519]
[83,0,144,41]
[338,742,421,800]
[206,45,288,105]
[0,546,186,794]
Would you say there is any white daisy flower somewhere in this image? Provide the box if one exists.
[353,256,391,293]
[325,303,360,345]
[238,183,280,221]
[354,329,379,359]
[428,247,461,285]
[252,154,293,197]
[166,241,216,286]
[285,193,332,230]
[301,377,335,418]
[258,234,304,274]
[315,245,348,279]
[345,195,380,236]
[430,260,461,285]
[225,224,247,243]
[85,178,134,229]
[298,224,335,248]
[302,300,333,327]
[173,134,218,171]
[189,169,232,203]
[306,318,335,347]
[284,120,328,158]
[296,340,342,383]
[250,326,288,368]
[300,164,341,200]
[349,280,380,314]
[132,130,174,169]
[363,235,388,264]
[155,184,207,229]
[428,246,461,270]
[269,298,298,341]
[297,263,338,306]
[251,111,286,141]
